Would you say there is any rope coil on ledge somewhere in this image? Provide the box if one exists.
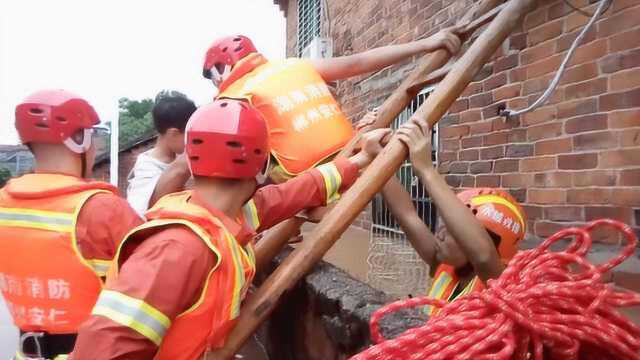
[351,219,640,360]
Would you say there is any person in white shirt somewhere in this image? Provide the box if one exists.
[126,91,196,216]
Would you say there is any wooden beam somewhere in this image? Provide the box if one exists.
[206,0,536,357]
[253,0,508,271]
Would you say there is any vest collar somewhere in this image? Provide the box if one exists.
[217,53,268,93]
[4,173,117,199]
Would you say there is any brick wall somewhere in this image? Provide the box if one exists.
[280,0,640,243]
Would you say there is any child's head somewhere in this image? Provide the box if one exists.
[152,92,196,155]
[435,188,527,269]
[186,99,269,200]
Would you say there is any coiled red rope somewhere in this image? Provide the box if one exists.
[352,219,640,360]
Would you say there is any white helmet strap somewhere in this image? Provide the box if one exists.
[63,128,93,154]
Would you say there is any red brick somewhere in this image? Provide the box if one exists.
[461,135,483,149]
[482,102,507,120]
[600,88,640,111]
[564,114,607,134]
[439,162,451,173]
[535,138,572,155]
[460,109,482,123]
[506,144,534,157]
[449,98,469,113]
[480,145,505,160]
[522,106,556,126]
[527,122,563,141]
[493,84,521,101]
[521,156,556,172]
[461,175,475,188]
[617,128,640,147]
[521,41,555,65]
[469,120,493,134]
[522,205,543,220]
[494,159,519,173]
[600,149,640,168]
[529,189,566,204]
[557,98,597,119]
[566,5,595,31]
[449,162,469,174]
[441,139,460,151]
[556,28,596,52]
[440,125,470,139]
[440,114,460,126]
[610,28,640,53]
[484,132,508,146]
[469,161,492,174]
[528,18,563,46]
[502,173,533,187]
[573,131,618,151]
[527,88,564,106]
[523,7,547,30]
[569,39,607,67]
[508,129,527,143]
[600,49,640,74]
[548,2,572,19]
[564,77,608,101]
[510,33,527,51]
[469,93,493,108]
[612,0,640,13]
[534,171,573,188]
[459,149,479,161]
[544,206,584,222]
[609,109,640,129]
[567,188,614,204]
[527,54,563,78]
[461,82,483,97]
[476,175,501,187]
[445,175,463,187]
[439,151,458,162]
[611,189,640,206]
[509,67,527,82]
[484,72,508,91]
[558,153,598,170]
[573,170,617,187]
[559,62,599,86]
[598,6,640,37]
[495,54,519,72]
[610,68,640,92]
[535,221,575,238]
[585,206,633,222]
[492,116,520,131]
[620,168,640,186]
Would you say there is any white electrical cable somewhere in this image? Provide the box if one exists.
[501,0,610,118]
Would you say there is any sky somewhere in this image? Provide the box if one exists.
[0,0,286,145]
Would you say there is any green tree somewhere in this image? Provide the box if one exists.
[118,97,154,119]
[0,167,12,187]
[105,97,156,150]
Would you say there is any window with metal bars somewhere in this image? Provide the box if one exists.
[371,88,439,237]
[296,0,322,56]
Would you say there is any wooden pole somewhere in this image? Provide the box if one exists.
[208,0,536,357]
[253,0,507,270]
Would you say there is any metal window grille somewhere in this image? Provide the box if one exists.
[296,0,322,56]
[367,88,438,298]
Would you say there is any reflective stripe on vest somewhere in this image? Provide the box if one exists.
[241,200,260,231]
[92,290,171,345]
[316,162,343,203]
[86,259,111,277]
[425,264,484,316]
[0,207,74,233]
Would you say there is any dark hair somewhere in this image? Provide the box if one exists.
[152,96,196,134]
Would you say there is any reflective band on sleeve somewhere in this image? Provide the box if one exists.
[316,163,343,204]
[87,259,111,277]
[92,290,171,345]
[242,200,260,231]
[0,207,74,232]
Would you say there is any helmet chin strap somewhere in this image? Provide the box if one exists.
[254,156,271,185]
[63,129,93,177]
[212,64,232,88]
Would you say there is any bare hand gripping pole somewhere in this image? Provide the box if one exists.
[208,0,537,358]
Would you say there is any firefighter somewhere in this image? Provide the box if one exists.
[202,31,461,183]
[359,114,526,315]
[0,90,142,359]
[72,99,389,359]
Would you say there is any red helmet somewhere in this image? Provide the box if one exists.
[457,188,527,261]
[15,89,99,153]
[202,35,257,80]
[186,99,269,180]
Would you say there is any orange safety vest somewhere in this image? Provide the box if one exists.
[0,173,117,333]
[218,53,355,176]
[100,191,256,360]
[425,264,485,317]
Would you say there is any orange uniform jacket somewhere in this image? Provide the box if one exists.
[72,159,359,359]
